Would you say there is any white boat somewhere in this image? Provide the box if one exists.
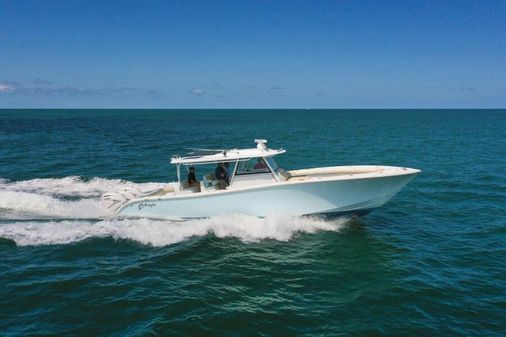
[102,139,420,219]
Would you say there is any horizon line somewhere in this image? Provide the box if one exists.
[1,107,506,110]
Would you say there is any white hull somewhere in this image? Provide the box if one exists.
[115,166,419,219]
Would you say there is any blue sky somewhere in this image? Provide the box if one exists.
[1,0,505,108]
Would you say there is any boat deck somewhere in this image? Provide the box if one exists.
[126,166,414,203]
[285,166,387,182]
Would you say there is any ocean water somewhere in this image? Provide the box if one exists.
[0,109,505,336]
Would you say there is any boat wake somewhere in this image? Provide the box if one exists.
[0,214,347,247]
[0,177,348,246]
[0,176,165,219]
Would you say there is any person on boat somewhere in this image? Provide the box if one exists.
[187,167,199,188]
[215,163,228,189]
[224,162,231,185]
[254,158,267,170]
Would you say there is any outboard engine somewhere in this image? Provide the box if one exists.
[101,187,143,213]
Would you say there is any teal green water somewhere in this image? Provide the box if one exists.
[0,109,505,336]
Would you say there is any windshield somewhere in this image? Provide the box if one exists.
[265,157,279,171]
[236,158,271,175]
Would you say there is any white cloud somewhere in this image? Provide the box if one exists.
[0,82,164,97]
[0,83,15,92]
[191,89,204,96]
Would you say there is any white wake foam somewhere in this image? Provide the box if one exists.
[0,176,164,198]
[0,214,348,247]
[0,176,165,219]
[0,190,107,219]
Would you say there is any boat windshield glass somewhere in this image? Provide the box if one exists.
[265,157,279,172]
[236,158,271,175]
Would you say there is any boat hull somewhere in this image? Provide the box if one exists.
[117,171,418,219]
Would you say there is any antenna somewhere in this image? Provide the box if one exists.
[254,139,267,150]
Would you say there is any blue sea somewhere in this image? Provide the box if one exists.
[0,109,505,336]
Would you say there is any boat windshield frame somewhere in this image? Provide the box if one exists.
[174,154,283,190]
